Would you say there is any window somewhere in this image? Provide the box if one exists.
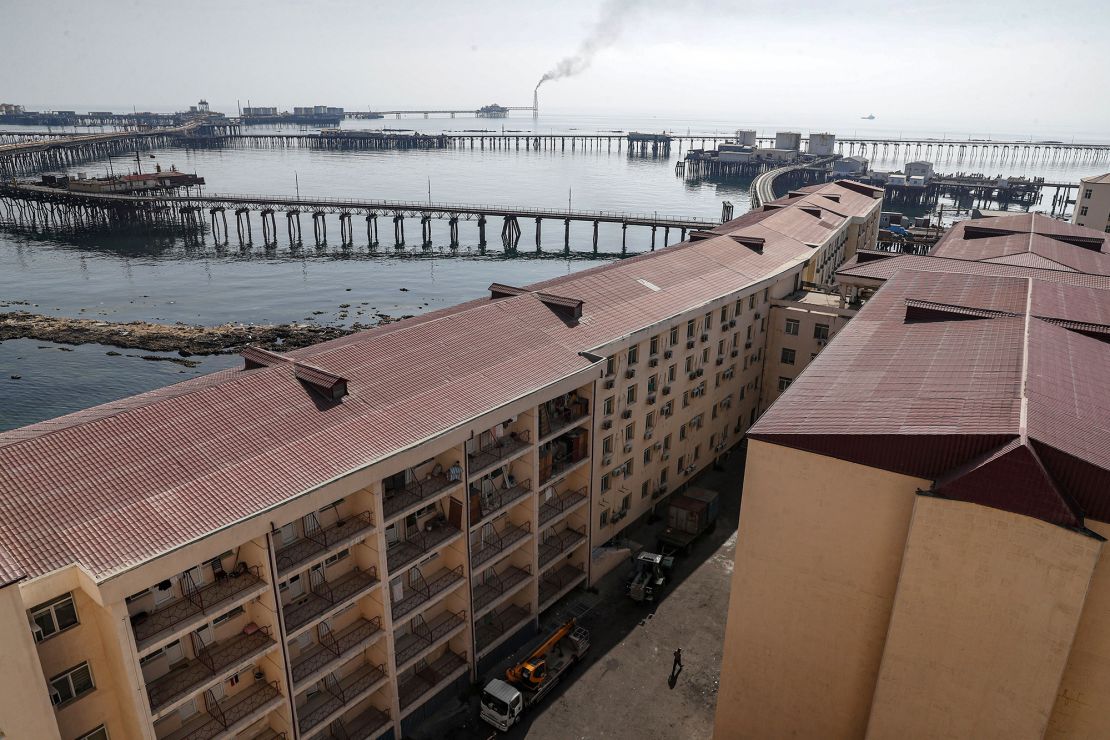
[694,445,701,461]
[685,356,693,373]
[621,494,631,512]
[778,377,791,391]
[625,459,634,476]
[323,548,350,567]
[213,605,245,626]
[682,391,690,408]
[669,327,679,345]
[603,435,614,455]
[1080,206,1089,216]
[50,662,94,706]
[702,348,709,363]
[642,481,650,499]
[626,385,637,404]
[746,325,752,341]
[644,448,653,465]
[1084,188,1093,199]
[749,295,755,309]
[717,339,725,356]
[781,348,796,365]
[679,425,687,441]
[676,455,685,473]
[601,475,611,493]
[763,288,769,303]
[77,727,109,740]
[663,434,672,450]
[625,423,635,441]
[603,396,614,415]
[720,307,728,323]
[662,401,673,417]
[785,318,799,336]
[600,510,609,527]
[645,410,655,428]
[704,312,712,330]
[667,364,676,383]
[627,345,639,365]
[30,594,79,642]
[648,374,657,393]
[660,467,669,485]
[606,356,616,376]
[687,320,696,338]
[814,323,829,341]
[650,335,660,355]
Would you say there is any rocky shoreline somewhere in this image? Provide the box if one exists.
[0,311,382,355]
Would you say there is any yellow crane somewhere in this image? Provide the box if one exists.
[505,618,578,687]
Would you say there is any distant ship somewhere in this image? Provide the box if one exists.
[861,113,876,120]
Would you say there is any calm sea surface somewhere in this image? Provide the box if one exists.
[2,112,1106,429]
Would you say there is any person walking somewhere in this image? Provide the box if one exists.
[672,648,683,673]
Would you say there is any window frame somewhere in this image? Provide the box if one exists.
[30,593,79,643]
[785,318,800,336]
[49,661,95,707]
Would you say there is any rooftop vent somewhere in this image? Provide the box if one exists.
[1040,232,1106,252]
[536,292,584,321]
[293,363,349,401]
[730,235,765,252]
[835,180,884,198]
[242,346,291,370]
[688,230,716,241]
[800,206,822,218]
[822,194,842,203]
[761,203,786,212]
[489,283,528,299]
[963,224,1021,240]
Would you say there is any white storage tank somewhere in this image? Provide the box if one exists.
[775,131,802,151]
[809,132,836,156]
[735,129,757,147]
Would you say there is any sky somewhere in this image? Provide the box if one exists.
[2,0,1108,136]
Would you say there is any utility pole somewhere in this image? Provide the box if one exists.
[295,171,300,200]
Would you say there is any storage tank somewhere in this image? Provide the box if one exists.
[775,131,802,151]
[809,132,836,156]
[735,129,757,146]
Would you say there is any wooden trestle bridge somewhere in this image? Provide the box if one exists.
[0,183,719,251]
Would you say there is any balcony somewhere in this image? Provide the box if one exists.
[468,430,532,481]
[539,429,589,488]
[539,397,590,443]
[398,649,468,714]
[472,565,532,617]
[297,662,388,737]
[391,565,464,621]
[386,523,461,574]
[383,474,461,523]
[291,617,384,691]
[147,627,276,718]
[132,567,267,653]
[471,478,533,529]
[475,602,532,656]
[539,564,587,609]
[539,487,589,527]
[471,521,532,570]
[283,567,380,637]
[275,511,375,578]
[311,705,391,740]
[394,609,467,670]
[160,680,283,740]
[538,525,588,570]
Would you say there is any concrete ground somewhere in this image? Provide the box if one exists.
[411,445,745,740]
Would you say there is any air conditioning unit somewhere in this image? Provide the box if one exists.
[602,420,613,429]
[817,339,827,346]
[647,394,657,405]
[649,357,659,367]
[644,428,653,439]
[700,333,709,342]
[664,350,673,359]
[729,319,737,327]
[720,324,729,332]
[688,372,697,381]
[731,349,739,358]
[604,379,615,389]
[622,409,632,419]
[603,455,613,466]
[662,385,671,395]
[755,312,762,319]
[696,368,704,377]
[744,341,752,349]
[686,339,695,349]
[654,441,663,450]
[661,453,670,461]
[626,369,636,379]
[624,442,633,453]
[716,358,724,366]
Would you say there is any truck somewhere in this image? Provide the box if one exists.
[626,550,675,602]
[657,487,720,554]
[479,619,591,731]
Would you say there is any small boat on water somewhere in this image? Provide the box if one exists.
[861,113,876,120]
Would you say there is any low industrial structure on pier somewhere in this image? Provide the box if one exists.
[717,212,1110,738]
[0,181,881,740]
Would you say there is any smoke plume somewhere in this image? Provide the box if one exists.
[536,0,641,90]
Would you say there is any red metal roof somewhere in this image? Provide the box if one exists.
[754,214,1110,529]
[0,181,878,581]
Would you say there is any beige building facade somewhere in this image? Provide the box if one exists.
[0,180,883,740]
[1072,172,1110,232]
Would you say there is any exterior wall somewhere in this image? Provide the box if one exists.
[0,581,60,740]
[761,297,856,408]
[867,496,1101,739]
[1072,176,1110,232]
[1048,519,1110,737]
[714,441,926,740]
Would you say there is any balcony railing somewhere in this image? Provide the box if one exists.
[471,521,532,570]
[391,565,464,621]
[475,602,532,654]
[538,525,588,570]
[539,563,587,608]
[147,627,275,716]
[472,564,532,616]
[314,706,391,740]
[539,403,590,442]
[472,478,532,528]
[282,567,380,636]
[394,609,467,668]
[132,566,266,652]
[275,511,375,578]
[291,617,383,689]
[383,474,460,522]
[539,450,589,487]
[386,523,461,574]
[160,679,283,740]
[539,487,588,527]
[297,662,387,736]
[398,649,468,711]
[468,430,532,479]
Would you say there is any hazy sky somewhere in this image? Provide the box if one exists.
[3,0,1108,134]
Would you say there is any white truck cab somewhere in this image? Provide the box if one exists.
[480,678,524,731]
